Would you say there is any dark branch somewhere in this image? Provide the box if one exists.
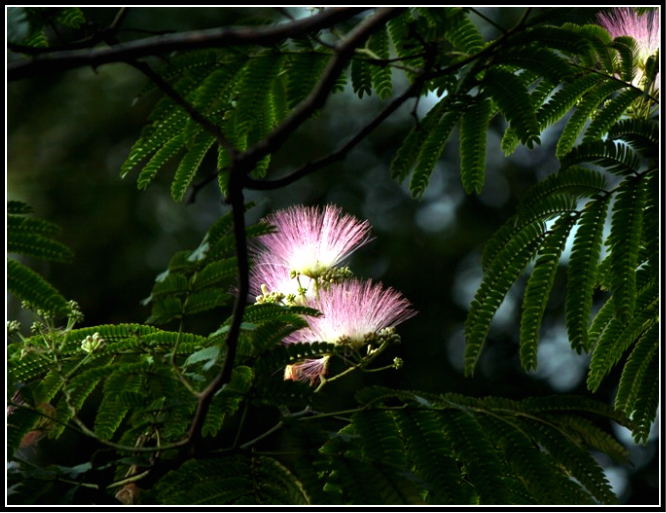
[8,8,368,81]
[244,77,426,190]
[236,7,406,175]
[187,161,248,454]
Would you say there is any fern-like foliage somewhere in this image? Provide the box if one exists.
[7,201,73,316]
[8,7,659,506]
[460,97,492,194]
[7,7,85,47]
[142,205,271,325]
[462,14,659,441]
[152,456,308,505]
[388,17,638,197]
[278,388,634,505]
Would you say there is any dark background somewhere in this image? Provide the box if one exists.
[6,7,659,504]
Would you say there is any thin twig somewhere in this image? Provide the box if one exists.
[244,78,424,190]
[239,421,285,450]
[238,7,406,180]
[128,60,235,155]
[468,7,507,35]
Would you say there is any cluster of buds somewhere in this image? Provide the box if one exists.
[7,320,21,336]
[250,204,415,384]
[67,300,85,325]
[81,332,105,354]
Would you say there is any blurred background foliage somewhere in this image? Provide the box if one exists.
[6,7,659,504]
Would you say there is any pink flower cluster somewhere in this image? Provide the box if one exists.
[250,204,415,384]
[596,8,659,92]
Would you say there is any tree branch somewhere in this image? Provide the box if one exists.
[8,8,368,81]
[243,76,425,190]
[186,160,248,453]
[236,7,406,176]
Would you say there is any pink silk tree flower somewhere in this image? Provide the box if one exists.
[596,8,659,91]
[250,261,318,305]
[284,357,330,385]
[284,279,415,384]
[251,204,372,282]
[287,279,416,349]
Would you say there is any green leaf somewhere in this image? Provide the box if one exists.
[183,289,232,316]
[465,221,545,375]
[395,409,467,504]
[537,73,606,130]
[51,356,116,438]
[387,11,423,81]
[574,23,615,72]
[202,366,253,436]
[518,418,616,504]
[556,79,624,157]
[7,200,35,215]
[286,52,330,109]
[352,410,404,467]
[7,259,70,316]
[234,53,284,135]
[583,88,642,142]
[390,96,451,183]
[136,132,185,190]
[190,258,238,291]
[483,67,540,149]
[608,118,658,159]
[460,97,491,194]
[509,25,593,58]
[368,28,393,99]
[410,107,464,199]
[7,229,73,263]
[121,108,189,178]
[7,406,41,460]
[587,278,658,392]
[519,214,577,370]
[171,131,216,202]
[492,46,572,84]
[147,296,183,324]
[153,456,308,505]
[439,410,509,504]
[561,140,641,176]
[543,413,629,463]
[94,367,144,440]
[351,56,373,98]
[615,317,657,412]
[445,8,484,53]
[565,195,610,352]
[517,167,607,219]
[481,414,562,504]
[54,7,85,28]
[612,36,637,83]
[607,175,645,321]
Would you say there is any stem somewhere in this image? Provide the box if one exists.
[186,160,248,452]
[239,421,284,450]
[106,470,151,490]
[244,73,426,190]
